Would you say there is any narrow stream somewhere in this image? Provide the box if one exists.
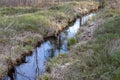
[3,13,96,80]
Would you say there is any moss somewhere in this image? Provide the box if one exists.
[23,45,33,51]
[39,74,51,80]
[43,75,49,80]
[68,37,77,46]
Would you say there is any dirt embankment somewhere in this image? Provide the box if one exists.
[0,1,99,79]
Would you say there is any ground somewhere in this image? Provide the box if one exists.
[0,1,99,79]
[40,2,120,80]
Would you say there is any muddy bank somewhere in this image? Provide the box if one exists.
[0,1,99,79]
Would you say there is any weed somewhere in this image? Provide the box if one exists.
[68,37,77,46]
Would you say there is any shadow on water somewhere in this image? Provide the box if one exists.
[3,13,96,80]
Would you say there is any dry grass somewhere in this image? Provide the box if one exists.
[0,1,99,79]
[42,8,120,80]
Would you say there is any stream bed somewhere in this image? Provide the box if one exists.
[4,13,96,80]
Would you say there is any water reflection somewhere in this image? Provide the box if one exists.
[15,41,53,80]
[4,13,96,80]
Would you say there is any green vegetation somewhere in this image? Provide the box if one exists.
[0,7,40,16]
[49,54,69,65]
[68,37,77,46]
[0,1,100,79]
[0,2,79,35]
[45,9,120,80]
[23,45,33,52]
[83,16,120,80]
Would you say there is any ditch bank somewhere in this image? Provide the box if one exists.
[1,1,100,80]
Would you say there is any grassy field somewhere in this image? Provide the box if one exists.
[0,1,99,79]
[42,8,120,80]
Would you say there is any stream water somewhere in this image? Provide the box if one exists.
[3,13,96,80]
